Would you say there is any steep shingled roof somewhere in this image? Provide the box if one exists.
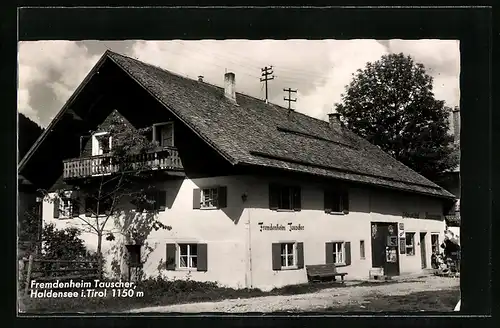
[19,50,454,199]
[104,51,453,199]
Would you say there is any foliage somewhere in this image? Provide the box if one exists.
[18,113,44,162]
[20,275,354,313]
[335,53,459,181]
[41,112,172,278]
[41,223,89,260]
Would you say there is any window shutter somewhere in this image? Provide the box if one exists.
[345,242,351,266]
[269,185,279,210]
[193,189,201,209]
[79,195,86,216]
[197,243,208,272]
[217,186,227,208]
[325,242,334,264]
[85,197,92,217]
[293,187,301,211]
[104,198,112,215]
[166,243,176,271]
[53,197,60,219]
[272,243,282,270]
[324,189,332,213]
[296,242,304,269]
[157,190,167,211]
[342,190,349,213]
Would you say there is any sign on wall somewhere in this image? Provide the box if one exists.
[399,238,406,254]
[398,223,405,238]
[402,212,420,219]
[258,222,305,232]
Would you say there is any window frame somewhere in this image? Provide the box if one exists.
[200,187,219,209]
[360,240,366,260]
[177,243,198,270]
[84,195,114,217]
[324,188,349,215]
[152,122,175,148]
[92,131,112,156]
[271,185,301,211]
[332,241,346,265]
[58,191,74,219]
[133,190,167,213]
[431,233,440,254]
[280,242,298,270]
[405,232,416,256]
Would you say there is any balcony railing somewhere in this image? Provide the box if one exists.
[63,147,183,179]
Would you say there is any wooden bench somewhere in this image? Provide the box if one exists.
[306,264,348,283]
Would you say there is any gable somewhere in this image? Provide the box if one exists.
[20,51,454,200]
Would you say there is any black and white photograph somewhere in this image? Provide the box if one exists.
[16,9,472,315]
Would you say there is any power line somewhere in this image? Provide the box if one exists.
[171,40,333,81]
[283,87,297,110]
[260,66,274,103]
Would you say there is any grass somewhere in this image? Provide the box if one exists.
[18,277,434,314]
[19,278,353,313]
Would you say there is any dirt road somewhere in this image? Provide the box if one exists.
[130,275,459,313]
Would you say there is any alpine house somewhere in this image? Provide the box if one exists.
[18,50,456,291]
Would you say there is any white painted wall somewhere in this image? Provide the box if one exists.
[43,174,447,291]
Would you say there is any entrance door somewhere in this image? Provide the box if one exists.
[420,232,427,269]
[371,222,400,276]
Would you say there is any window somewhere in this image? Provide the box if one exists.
[326,241,351,266]
[193,186,227,210]
[269,184,301,211]
[53,191,79,219]
[153,122,174,147]
[332,242,345,265]
[324,188,349,214]
[178,244,198,269]
[201,188,218,208]
[272,242,304,271]
[92,132,112,156]
[360,240,365,259]
[133,190,167,212]
[431,234,440,254]
[85,196,113,216]
[281,243,297,269]
[405,232,415,255]
[166,243,208,272]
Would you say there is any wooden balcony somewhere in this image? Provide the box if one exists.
[63,147,183,179]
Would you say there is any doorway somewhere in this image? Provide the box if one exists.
[371,222,400,276]
[420,232,427,269]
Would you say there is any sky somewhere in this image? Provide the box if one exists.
[18,39,460,128]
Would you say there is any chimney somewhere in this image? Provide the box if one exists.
[198,75,204,82]
[452,106,460,144]
[224,72,236,102]
[328,112,342,129]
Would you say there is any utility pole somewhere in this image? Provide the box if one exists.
[283,88,297,110]
[260,66,274,103]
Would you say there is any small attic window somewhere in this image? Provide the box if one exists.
[153,122,174,147]
[92,132,112,156]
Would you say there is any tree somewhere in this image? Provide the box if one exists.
[18,113,44,162]
[335,53,458,181]
[41,112,171,278]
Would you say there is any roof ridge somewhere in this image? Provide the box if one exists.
[107,50,444,191]
[106,50,333,126]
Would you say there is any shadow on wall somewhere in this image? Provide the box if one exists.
[186,167,449,227]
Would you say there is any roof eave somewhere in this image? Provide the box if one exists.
[18,51,112,174]
[105,52,238,167]
[236,162,456,201]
